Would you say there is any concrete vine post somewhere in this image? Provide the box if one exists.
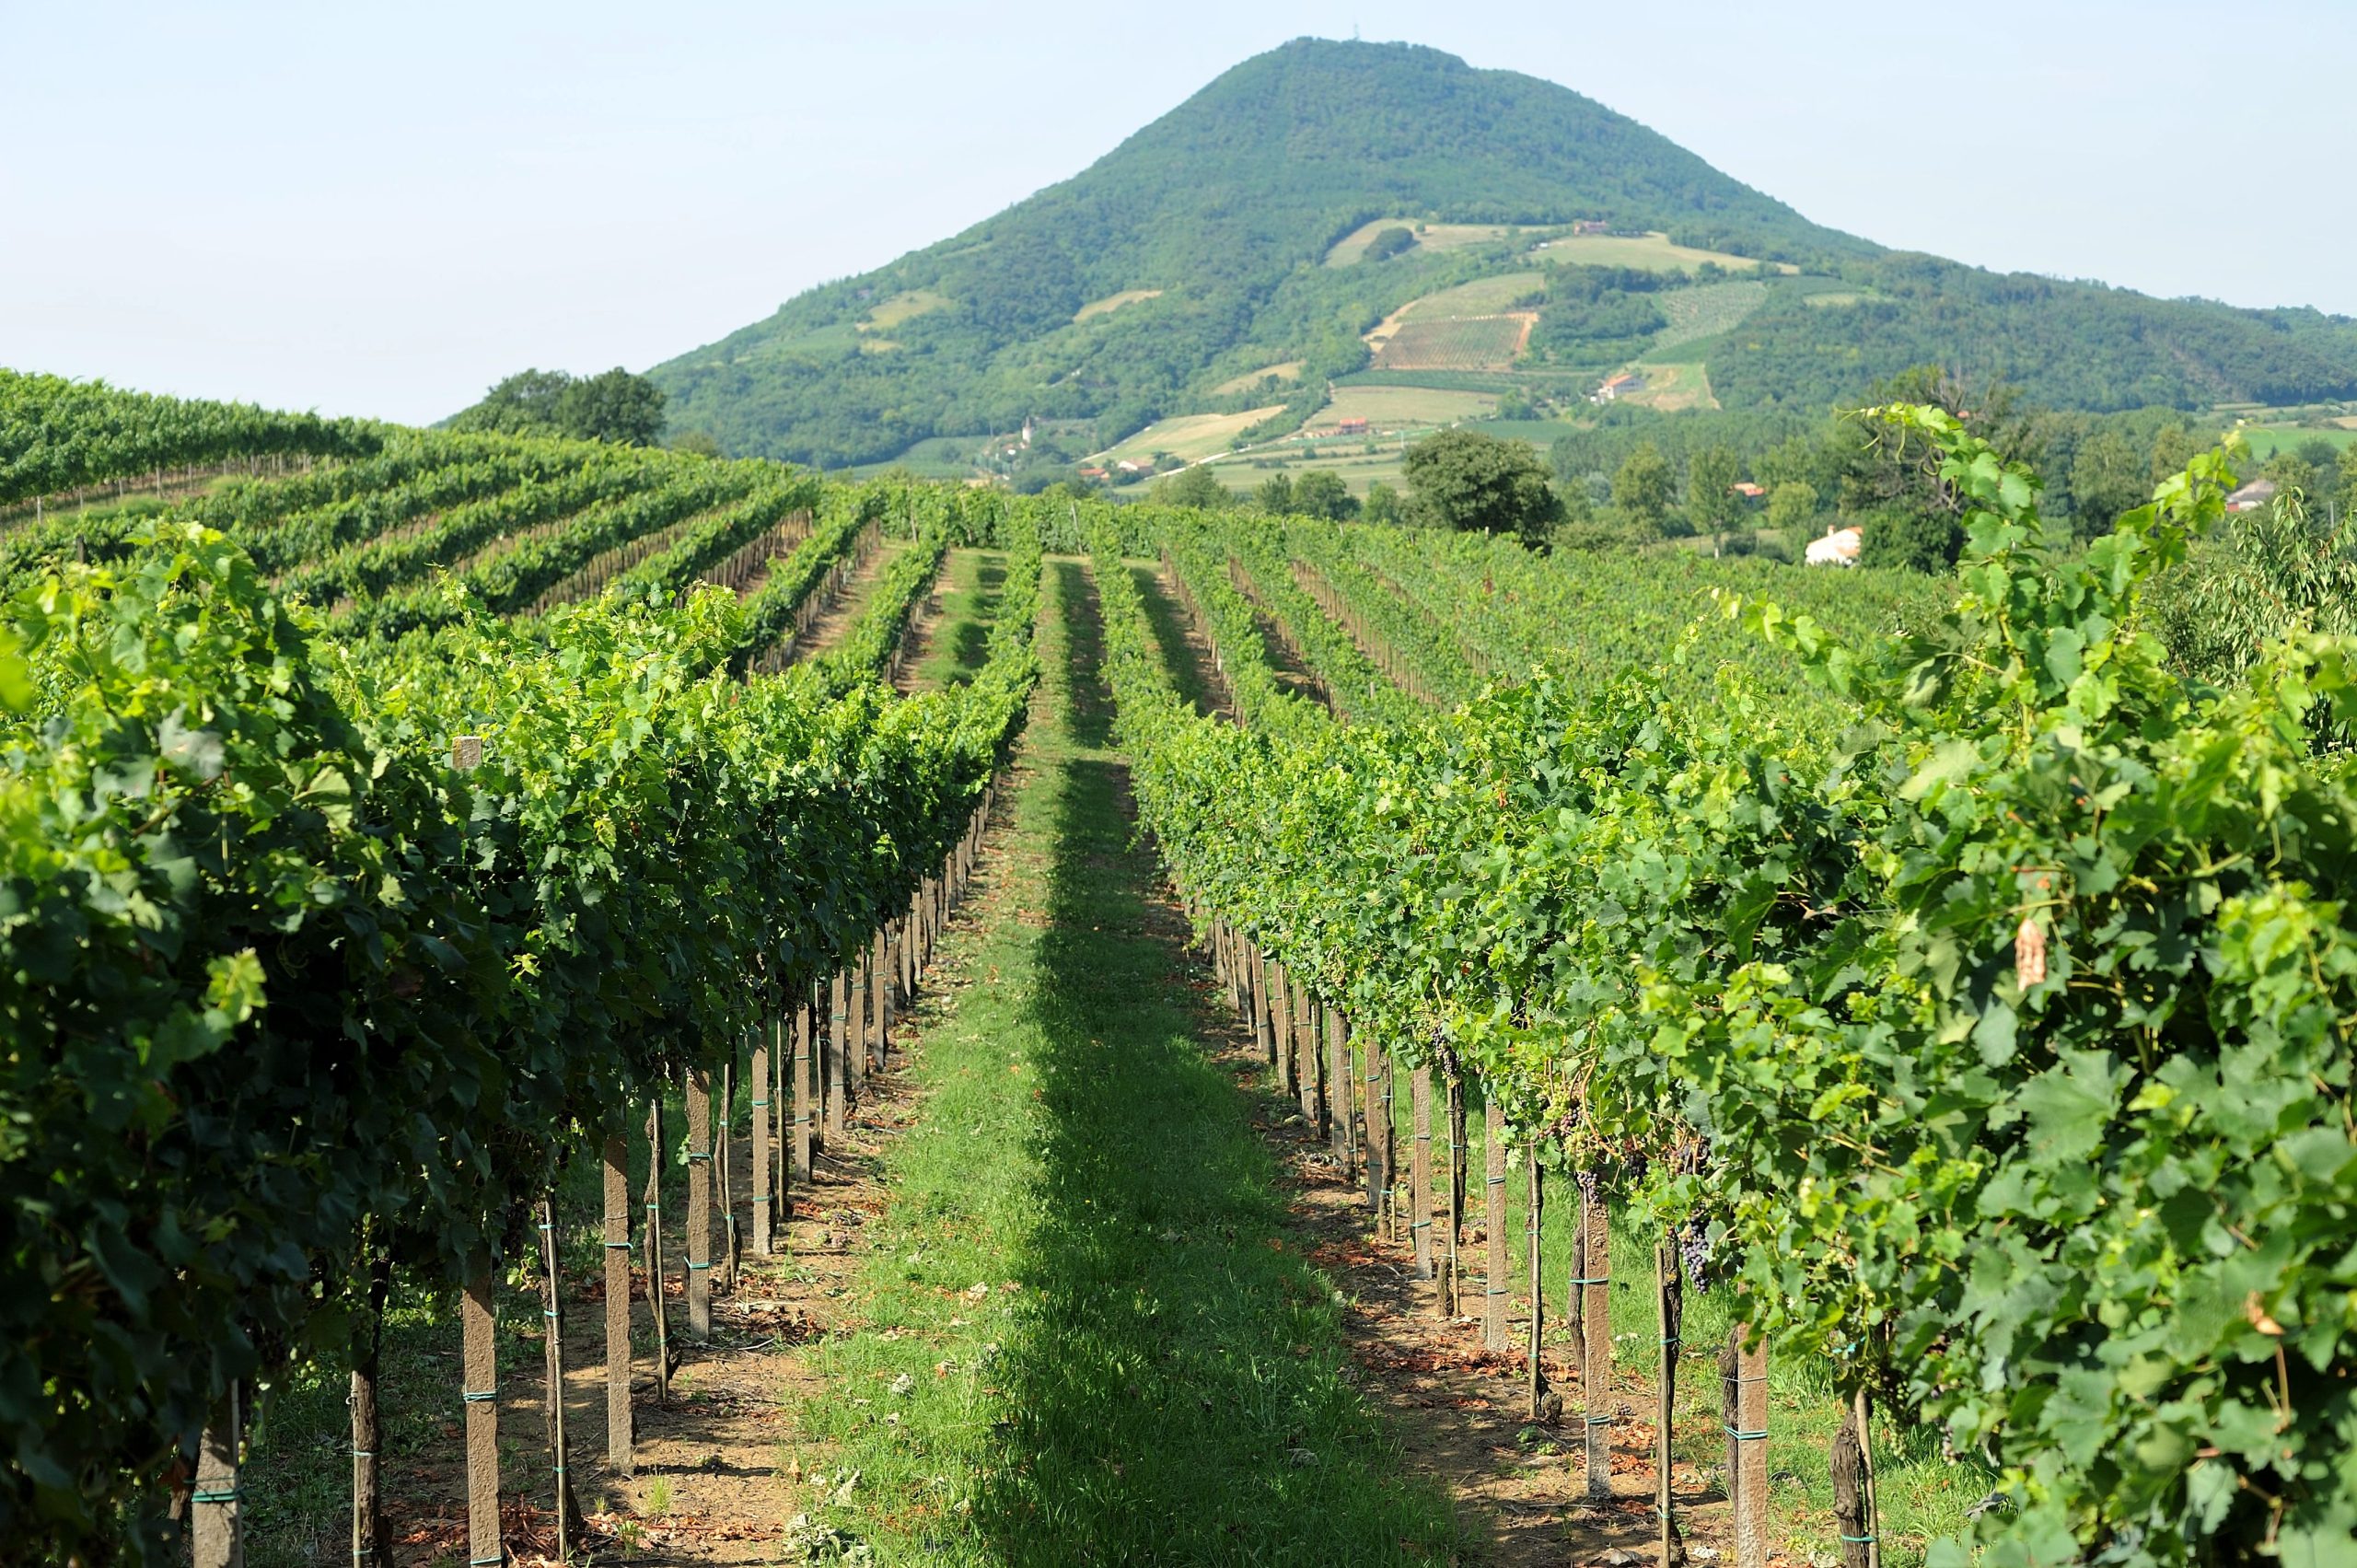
[1731,1299,1771,1568]
[1410,1065,1434,1281]
[601,1134,633,1473]
[751,1031,772,1256]
[826,973,849,1142]
[461,1272,499,1568]
[686,1067,714,1342]
[1581,1176,1612,1501]
[1483,1098,1508,1351]
[191,1382,241,1568]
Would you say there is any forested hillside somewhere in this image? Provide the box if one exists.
[644,39,2357,474]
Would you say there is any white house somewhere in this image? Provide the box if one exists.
[1805,525,1863,567]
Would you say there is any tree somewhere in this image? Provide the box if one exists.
[1401,428,1562,549]
[1765,480,1818,535]
[1290,470,1357,520]
[1611,440,1675,538]
[447,369,573,436]
[2263,450,2320,503]
[558,367,668,447]
[1152,465,1233,510]
[2151,423,2200,486]
[1364,226,1417,262]
[447,366,667,447]
[1363,481,1403,526]
[668,429,722,458]
[2068,428,2148,540]
[1858,506,1963,573]
[1254,473,1296,513]
[1686,445,1742,541]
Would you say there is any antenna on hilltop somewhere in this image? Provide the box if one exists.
[1353,22,1361,39]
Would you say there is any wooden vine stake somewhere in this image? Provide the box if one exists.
[1655,1239,1688,1566]
[1445,1073,1468,1318]
[602,1133,633,1473]
[751,1031,773,1255]
[1527,1160,1546,1421]
[191,1382,241,1568]
[1270,962,1295,1097]
[1483,1098,1508,1351]
[349,1235,390,1568]
[1297,985,1320,1131]
[718,1056,737,1293]
[687,1067,714,1340]
[1581,1176,1613,1500]
[849,957,869,1106]
[645,1098,670,1400]
[1409,1065,1434,1281]
[795,996,816,1180]
[871,928,890,1069]
[1330,1007,1354,1179]
[539,1195,583,1558]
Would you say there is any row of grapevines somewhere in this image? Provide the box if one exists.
[274,447,665,606]
[0,368,383,507]
[1279,518,1485,704]
[0,500,1040,1557]
[338,462,767,638]
[1093,413,2357,1566]
[1214,517,1435,729]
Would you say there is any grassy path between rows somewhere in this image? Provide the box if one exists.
[796,558,1463,1563]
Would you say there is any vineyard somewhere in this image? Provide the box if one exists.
[5,369,2354,1568]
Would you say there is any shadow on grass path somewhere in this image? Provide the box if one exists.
[798,559,1462,1565]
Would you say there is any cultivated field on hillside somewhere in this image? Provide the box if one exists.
[1371,314,1532,372]
[1323,218,1530,265]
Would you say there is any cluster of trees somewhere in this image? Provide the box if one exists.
[1707,254,2357,413]
[447,367,670,447]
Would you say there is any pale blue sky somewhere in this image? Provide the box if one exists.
[2,1,2346,424]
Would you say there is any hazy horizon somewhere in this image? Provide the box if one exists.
[4,0,2348,424]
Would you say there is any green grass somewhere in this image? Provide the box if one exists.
[793,557,1464,1563]
[911,548,1007,690]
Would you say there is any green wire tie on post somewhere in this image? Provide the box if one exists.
[687,1151,711,1162]
[1568,1275,1607,1284]
[687,1260,713,1270]
[192,1489,242,1504]
[750,1194,772,1203]
[751,1098,770,1108]
[462,1388,498,1402]
[1841,1536,1877,1545]
[605,1240,634,1250]
[1725,1425,1769,1442]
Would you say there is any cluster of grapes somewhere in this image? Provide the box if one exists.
[1678,1222,1713,1293]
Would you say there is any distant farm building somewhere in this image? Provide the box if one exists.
[1590,371,1643,404]
[1077,466,1109,481]
[1805,525,1863,567]
[1116,458,1155,475]
[1731,482,1766,501]
[1334,415,1370,436]
[2225,478,2280,513]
